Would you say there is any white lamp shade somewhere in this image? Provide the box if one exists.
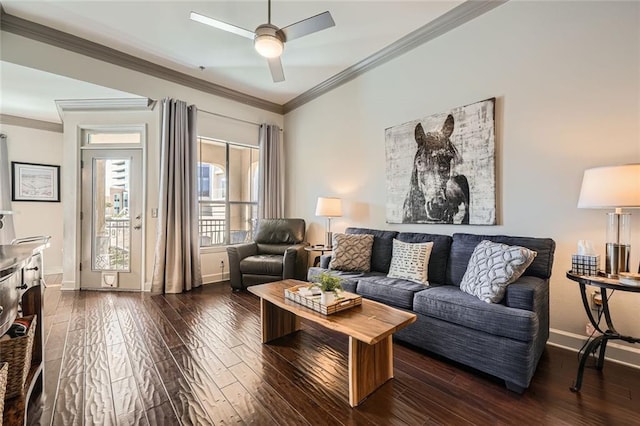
[578,164,640,208]
[315,197,342,217]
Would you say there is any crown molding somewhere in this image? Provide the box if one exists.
[282,0,508,114]
[0,9,284,115]
[0,114,63,133]
[1,1,504,117]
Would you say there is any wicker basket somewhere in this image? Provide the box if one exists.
[0,315,36,399]
[0,362,8,425]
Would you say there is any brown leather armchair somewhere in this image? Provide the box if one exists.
[226,218,308,290]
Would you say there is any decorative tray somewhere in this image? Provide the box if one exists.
[618,272,640,287]
[284,285,362,315]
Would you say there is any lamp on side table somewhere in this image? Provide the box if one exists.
[578,164,640,277]
[315,197,342,248]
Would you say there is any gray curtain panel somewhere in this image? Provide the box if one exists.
[0,134,16,244]
[258,124,284,219]
[151,98,202,294]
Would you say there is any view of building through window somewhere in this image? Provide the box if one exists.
[197,137,259,247]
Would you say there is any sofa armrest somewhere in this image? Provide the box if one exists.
[504,276,548,312]
[284,243,309,280]
[226,243,257,290]
[319,254,332,269]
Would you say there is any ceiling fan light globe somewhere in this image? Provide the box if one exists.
[254,35,283,58]
[254,24,284,58]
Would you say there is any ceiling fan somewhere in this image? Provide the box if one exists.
[190,0,335,83]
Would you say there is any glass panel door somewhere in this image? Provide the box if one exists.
[81,149,142,290]
[92,158,131,271]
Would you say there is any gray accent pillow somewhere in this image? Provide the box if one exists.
[387,239,433,285]
[329,233,374,272]
[459,240,537,303]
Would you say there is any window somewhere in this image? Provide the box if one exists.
[197,137,259,247]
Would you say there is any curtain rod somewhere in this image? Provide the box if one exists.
[198,108,259,127]
[197,108,283,131]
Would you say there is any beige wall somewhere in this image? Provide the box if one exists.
[0,124,64,274]
[284,1,640,362]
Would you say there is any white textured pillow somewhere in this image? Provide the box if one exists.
[329,233,374,272]
[460,240,537,303]
[387,239,434,285]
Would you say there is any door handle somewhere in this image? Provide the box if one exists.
[133,225,142,230]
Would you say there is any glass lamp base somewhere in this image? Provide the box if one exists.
[605,243,630,278]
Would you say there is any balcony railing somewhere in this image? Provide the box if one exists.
[199,218,225,246]
[96,218,130,270]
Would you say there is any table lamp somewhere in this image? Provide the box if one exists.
[578,164,640,277]
[315,197,342,248]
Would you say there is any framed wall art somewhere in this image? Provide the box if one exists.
[11,161,61,202]
[385,98,496,225]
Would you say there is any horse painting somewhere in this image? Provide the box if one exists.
[402,114,470,224]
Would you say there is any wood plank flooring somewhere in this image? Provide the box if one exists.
[26,275,640,425]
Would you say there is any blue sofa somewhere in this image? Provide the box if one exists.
[308,227,555,393]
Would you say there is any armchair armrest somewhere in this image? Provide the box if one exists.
[226,243,257,290]
[283,243,310,280]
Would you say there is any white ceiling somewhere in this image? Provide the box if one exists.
[1,1,464,122]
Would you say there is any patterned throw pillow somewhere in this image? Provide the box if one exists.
[460,240,537,303]
[387,239,434,285]
[329,233,374,272]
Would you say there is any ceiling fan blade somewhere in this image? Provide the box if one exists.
[278,11,335,42]
[190,11,255,40]
[268,57,285,83]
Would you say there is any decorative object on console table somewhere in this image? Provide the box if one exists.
[315,197,342,248]
[578,164,640,277]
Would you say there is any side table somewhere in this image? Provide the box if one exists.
[305,245,333,267]
[565,271,640,392]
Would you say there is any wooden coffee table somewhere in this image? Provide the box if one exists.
[248,279,417,407]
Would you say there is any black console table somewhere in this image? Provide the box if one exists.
[566,271,640,392]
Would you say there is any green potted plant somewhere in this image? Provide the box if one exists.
[312,272,344,305]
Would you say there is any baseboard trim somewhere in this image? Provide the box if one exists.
[203,272,229,284]
[549,328,640,369]
[61,280,77,291]
[45,266,63,275]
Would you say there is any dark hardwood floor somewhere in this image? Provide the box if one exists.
[28,275,640,425]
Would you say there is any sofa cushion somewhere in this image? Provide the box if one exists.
[346,228,398,273]
[240,255,283,276]
[356,275,426,309]
[447,233,555,286]
[413,286,538,342]
[396,233,452,285]
[329,233,374,272]
[387,239,433,285]
[459,240,537,303]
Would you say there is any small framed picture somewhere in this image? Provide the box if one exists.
[11,162,61,202]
